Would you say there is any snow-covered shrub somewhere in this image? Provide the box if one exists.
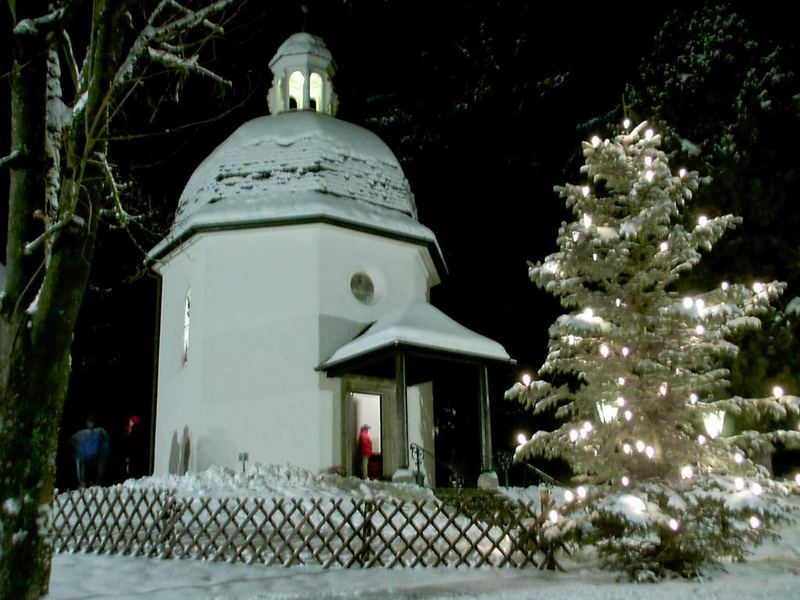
[542,475,796,580]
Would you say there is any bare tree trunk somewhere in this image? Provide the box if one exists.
[1,1,114,596]
[1,2,55,598]
[1,1,233,595]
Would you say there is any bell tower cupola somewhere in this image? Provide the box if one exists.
[267,32,338,116]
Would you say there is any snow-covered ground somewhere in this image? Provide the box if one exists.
[46,464,800,599]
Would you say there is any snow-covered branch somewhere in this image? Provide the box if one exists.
[94,152,142,226]
[113,0,234,90]
[13,8,65,37]
[146,0,233,48]
[61,31,82,93]
[162,0,226,34]
[0,150,21,169]
[46,47,66,218]
[23,214,86,256]
[147,48,231,87]
[720,395,800,423]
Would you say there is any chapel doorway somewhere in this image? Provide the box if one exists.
[351,392,382,479]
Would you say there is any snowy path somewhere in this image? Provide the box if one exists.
[48,551,800,599]
[47,465,800,598]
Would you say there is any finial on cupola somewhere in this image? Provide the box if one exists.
[267,32,338,116]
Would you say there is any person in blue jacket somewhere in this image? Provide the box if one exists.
[70,414,110,488]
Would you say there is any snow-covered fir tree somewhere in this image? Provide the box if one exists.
[506,122,799,579]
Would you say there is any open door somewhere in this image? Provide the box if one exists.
[351,392,382,479]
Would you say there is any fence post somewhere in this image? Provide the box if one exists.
[538,488,562,571]
[410,443,425,486]
[157,493,180,558]
[358,499,375,566]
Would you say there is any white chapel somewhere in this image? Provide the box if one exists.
[148,32,512,487]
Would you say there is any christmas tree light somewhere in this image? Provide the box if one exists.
[597,401,619,424]
[704,411,725,439]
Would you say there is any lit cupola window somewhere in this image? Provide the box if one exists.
[267,33,338,116]
[309,72,323,111]
[288,71,305,109]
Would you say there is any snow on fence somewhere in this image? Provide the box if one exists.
[52,487,555,568]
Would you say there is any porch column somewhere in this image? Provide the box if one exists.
[477,365,498,490]
[395,352,409,469]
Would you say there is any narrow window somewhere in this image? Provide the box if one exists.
[288,71,305,110]
[275,78,285,112]
[309,72,323,112]
[182,289,191,366]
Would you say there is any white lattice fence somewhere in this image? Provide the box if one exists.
[52,487,549,568]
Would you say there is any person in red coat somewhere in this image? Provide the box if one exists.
[358,424,372,479]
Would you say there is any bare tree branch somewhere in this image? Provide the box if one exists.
[23,213,85,256]
[60,30,81,94]
[12,6,65,37]
[94,152,143,226]
[163,0,226,34]
[113,0,234,90]
[0,149,21,168]
[146,47,231,86]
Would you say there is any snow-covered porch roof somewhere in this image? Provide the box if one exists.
[319,301,512,488]
[318,301,514,375]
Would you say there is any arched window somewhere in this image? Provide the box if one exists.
[275,78,285,112]
[182,289,191,366]
[288,71,305,110]
[309,72,323,112]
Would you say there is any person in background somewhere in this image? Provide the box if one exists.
[122,415,147,479]
[70,414,110,488]
[358,424,372,480]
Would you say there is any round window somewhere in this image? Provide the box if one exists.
[350,272,375,304]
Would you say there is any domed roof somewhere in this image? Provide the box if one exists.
[270,32,333,67]
[150,111,442,268]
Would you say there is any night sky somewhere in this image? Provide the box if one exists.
[2,1,797,487]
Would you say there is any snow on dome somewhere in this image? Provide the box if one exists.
[270,32,333,66]
[320,301,512,369]
[149,111,440,262]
